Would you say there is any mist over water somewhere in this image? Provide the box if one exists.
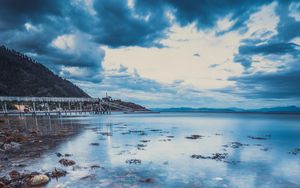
[3,113,300,188]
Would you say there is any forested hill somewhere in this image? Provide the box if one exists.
[0,45,90,97]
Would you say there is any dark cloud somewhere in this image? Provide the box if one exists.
[1,0,299,98]
[234,0,300,69]
[239,42,299,56]
[228,68,300,99]
[275,0,300,41]
[157,0,272,31]
[92,0,170,48]
[0,0,65,31]
[230,0,300,102]
[233,55,252,69]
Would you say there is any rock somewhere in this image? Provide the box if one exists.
[125,159,141,164]
[90,143,99,146]
[51,168,67,178]
[3,142,21,152]
[185,135,203,139]
[90,165,101,169]
[191,153,228,161]
[80,174,96,180]
[289,148,300,155]
[261,147,270,151]
[149,129,161,132]
[64,153,72,157]
[229,142,249,149]
[100,132,111,136]
[139,178,154,183]
[56,152,63,157]
[9,170,20,180]
[0,181,10,188]
[29,174,49,186]
[59,158,76,166]
[0,177,10,185]
[247,136,267,140]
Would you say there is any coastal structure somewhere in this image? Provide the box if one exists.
[0,96,135,116]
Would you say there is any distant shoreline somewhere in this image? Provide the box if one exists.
[152,110,300,115]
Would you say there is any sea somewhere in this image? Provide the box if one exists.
[2,112,300,188]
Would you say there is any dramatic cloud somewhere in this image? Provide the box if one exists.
[0,0,299,107]
[92,0,170,47]
[228,68,300,99]
[135,0,272,31]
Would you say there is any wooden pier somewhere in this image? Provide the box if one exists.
[0,96,134,116]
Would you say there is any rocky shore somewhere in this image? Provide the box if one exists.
[0,116,84,187]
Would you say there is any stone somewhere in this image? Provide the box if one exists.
[51,168,67,178]
[185,135,203,139]
[29,174,49,186]
[3,142,21,152]
[125,159,141,164]
[59,158,76,166]
[9,170,21,180]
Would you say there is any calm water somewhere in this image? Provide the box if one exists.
[8,113,300,187]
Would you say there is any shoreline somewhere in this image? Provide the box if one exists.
[0,116,84,175]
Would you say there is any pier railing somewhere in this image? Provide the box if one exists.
[0,96,134,116]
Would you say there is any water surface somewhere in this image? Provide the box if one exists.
[4,112,300,188]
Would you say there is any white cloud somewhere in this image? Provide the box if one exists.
[246,2,279,40]
[24,23,39,32]
[289,2,300,22]
[51,34,76,50]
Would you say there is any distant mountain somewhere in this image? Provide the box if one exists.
[0,45,89,97]
[250,106,300,113]
[151,106,300,113]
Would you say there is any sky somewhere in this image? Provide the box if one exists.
[0,0,300,108]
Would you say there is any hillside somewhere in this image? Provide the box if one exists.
[111,99,149,111]
[0,45,89,97]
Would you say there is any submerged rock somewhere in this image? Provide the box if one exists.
[149,129,162,132]
[229,142,249,149]
[59,158,76,166]
[50,168,67,178]
[289,148,300,155]
[261,147,270,151]
[64,153,72,157]
[185,135,203,140]
[247,136,268,140]
[29,174,49,186]
[90,165,101,169]
[90,142,100,146]
[139,178,154,183]
[191,153,228,161]
[126,159,141,164]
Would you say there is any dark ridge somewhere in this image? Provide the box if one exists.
[0,45,90,97]
[111,99,148,111]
